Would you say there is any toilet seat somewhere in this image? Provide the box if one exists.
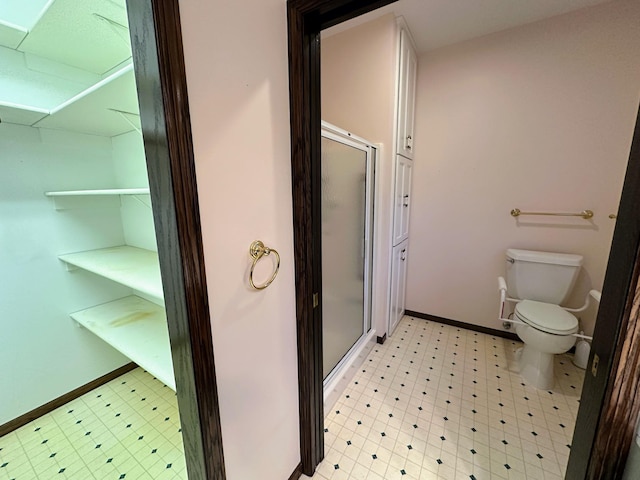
[514,300,578,335]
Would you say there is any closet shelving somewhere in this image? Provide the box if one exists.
[1,0,176,390]
[70,296,175,390]
[59,246,164,301]
[45,188,150,197]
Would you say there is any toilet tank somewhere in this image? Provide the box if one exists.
[505,249,583,304]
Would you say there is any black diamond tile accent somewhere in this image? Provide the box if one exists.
[346,441,351,445]
[106,458,113,463]
[41,440,48,444]
[502,440,508,445]
[407,445,413,450]
[401,469,406,475]
[437,459,442,465]
[527,413,533,417]
[440,436,446,441]
[560,424,566,428]
[166,464,172,469]
[381,432,386,437]
[85,432,91,436]
[1,463,7,468]
[357,421,362,425]
[372,454,377,459]
[537,453,543,459]
[470,449,476,454]
[49,453,56,458]
[413,424,418,429]
[75,420,82,424]
[471,427,476,432]
[119,475,125,480]
[138,436,144,440]
[444,416,448,421]
[334,464,340,470]
[324,428,328,433]
[35,427,41,431]
[58,468,66,474]
[500,420,505,424]
[532,431,538,436]
[505,464,511,470]
[470,475,477,480]
[95,444,102,449]
[152,449,157,454]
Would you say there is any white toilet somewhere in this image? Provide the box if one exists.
[504,248,582,389]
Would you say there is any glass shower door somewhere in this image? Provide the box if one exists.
[321,127,374,379]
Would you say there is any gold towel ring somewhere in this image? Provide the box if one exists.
[249,240,280,290]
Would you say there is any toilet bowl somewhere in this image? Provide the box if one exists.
[513,300,578,389]
[499,249,583,389]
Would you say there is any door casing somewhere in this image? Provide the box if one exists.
[127,2,226,479]
[286,0,640,477]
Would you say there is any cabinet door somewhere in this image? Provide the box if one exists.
[396,28,417,159]
[389,240,409,336]
[392,155,413,245]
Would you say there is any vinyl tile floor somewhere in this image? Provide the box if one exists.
[304,316,585,480]
[0,368,187,480]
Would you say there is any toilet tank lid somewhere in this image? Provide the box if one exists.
[506,249,583,267]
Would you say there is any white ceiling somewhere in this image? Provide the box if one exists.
[325,0,614,53]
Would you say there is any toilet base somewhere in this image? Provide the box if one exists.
[518,344,555,390]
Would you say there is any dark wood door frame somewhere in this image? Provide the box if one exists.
[287,0,640,477]
[127,2,225,479]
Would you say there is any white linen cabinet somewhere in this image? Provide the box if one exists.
[389,20,417,336]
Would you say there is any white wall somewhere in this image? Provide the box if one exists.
[321,14,397,336]
[0,124,131,425]
[177,0,300,479]
[113,130,157,253]
[406,0,640,337]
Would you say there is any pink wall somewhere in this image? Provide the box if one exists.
[178,0,300,478]
[407,0,640,337]
[322,14,397,336]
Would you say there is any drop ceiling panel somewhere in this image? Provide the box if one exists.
[19,0,131,74]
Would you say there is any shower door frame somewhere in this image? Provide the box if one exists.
[287,0,640,478]
[320,122,376,386]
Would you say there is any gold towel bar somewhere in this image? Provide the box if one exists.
[510,208,594,220]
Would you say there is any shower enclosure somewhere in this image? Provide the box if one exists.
[321,122,375,384]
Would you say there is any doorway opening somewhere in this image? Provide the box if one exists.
[288,0,640,478]
[0,0,224,478]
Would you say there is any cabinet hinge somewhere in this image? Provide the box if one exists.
[313,293,319,308]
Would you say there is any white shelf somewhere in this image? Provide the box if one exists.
[59,246,163,301]
[34,63,140,136]
[71,296,175,390]
[46,188,150,197]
